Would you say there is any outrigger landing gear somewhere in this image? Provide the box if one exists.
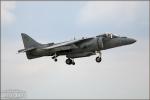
[96,51,102,63]
[54,59,57,62]
[66,58,75,65]
[52,53,58,62]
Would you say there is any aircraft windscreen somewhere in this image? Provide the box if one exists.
[111,34,119,38]
[96,33,120,38]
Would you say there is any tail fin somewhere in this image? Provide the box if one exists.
[21,33,42,49]
[20,33,43,59]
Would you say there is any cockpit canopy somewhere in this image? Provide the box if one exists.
[96,33,120,38]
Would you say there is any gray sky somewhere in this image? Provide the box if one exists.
[1,1,149,99]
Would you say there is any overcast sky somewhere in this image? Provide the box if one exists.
[1,1,149,99]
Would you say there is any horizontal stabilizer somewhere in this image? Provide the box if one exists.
[18,47,35,53]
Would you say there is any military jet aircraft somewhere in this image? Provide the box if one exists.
[18,33,136,65]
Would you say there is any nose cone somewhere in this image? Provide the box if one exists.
[128,38,136,44]
[121,37,137,45]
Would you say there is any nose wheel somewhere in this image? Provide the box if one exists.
[96,51,102,63]
[66,58,75,65]
[96,57,102,63]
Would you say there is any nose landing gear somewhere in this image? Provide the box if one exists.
[96,51,102,63]
[96,57,102,62]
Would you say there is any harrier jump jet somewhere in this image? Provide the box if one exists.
[18,33,136,65]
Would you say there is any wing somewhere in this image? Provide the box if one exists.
[42,37,93,52]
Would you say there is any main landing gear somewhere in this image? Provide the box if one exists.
[95,51,102,63]
[66,58,75,65]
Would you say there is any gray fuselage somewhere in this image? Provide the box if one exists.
[30,36,136,59]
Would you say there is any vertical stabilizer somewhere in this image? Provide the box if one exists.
[21,33,42,49]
